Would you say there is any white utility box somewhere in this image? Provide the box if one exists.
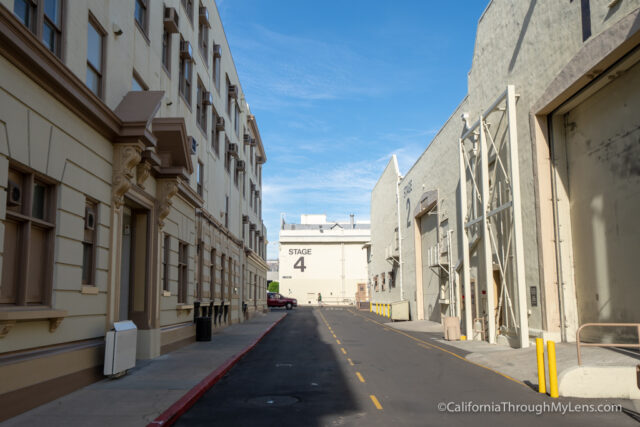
[390,300,410,321]
[104,320,137,376]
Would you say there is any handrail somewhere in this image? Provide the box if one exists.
[576,323,640,365]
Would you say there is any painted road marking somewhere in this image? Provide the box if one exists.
[332,334,337,338]
[370,395,383,410]
[341,347,347,355]
[356,372,365,383]
[350,309,526,388]
[336,339,341,345]
[347,358,354,366]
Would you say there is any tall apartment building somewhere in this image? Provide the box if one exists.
[0,0,268,420]
[279,214,369,306]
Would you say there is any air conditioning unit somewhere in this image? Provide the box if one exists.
[104,320,137,376]
[191,137,198,154]
[228,85,238,99]
[242,215,249,223]
[199,7,210,25]
[227,143,238,157]
[215,116,225,130]
[202,91,213,105]
[213,44,221,58]
[180,41,193,60]
[243,133,251,145]
[85,206,96,230]
[7,180,21,207]
[163,7,179,33]
[236,160,245,171]
[250,137,257,146]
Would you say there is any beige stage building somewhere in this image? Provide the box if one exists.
[279,214,369,306]
[0,0,268,420]
[369,0,640,348]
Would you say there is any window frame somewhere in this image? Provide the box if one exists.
[196,78,207,133]
[163,234,171,292]
[197,160,204,196]
[209,248,216,299]
[180,0,193,26]
[14,0,64,58]
[86,13,106,99]
[211,107,220,156]
[177,241,189,303]
[1,165,57,307]
[134,0,149,38]
[179,37,193,108]
[81,198,98,287]
[161,29,171,76]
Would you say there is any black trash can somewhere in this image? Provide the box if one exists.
[194,301,212,341]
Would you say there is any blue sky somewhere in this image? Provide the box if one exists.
[216,1,489,259]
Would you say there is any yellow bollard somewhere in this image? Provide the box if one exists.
[548,340,559,398]
[370,302,372,312]
[386,304,389,317]
[536,338,546,394]
[460,335,467,341]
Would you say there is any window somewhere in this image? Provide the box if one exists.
[196,241,203,299]
[179,37,193,106]
[132,72,147,91]
[161,30,171,73]
[249,181,254,207]
[234,104,240,135]
[178,242,188,303]
[82,199,98,286]
[163,234,171,291]
[1,167,56,306]
[234,160,239,187]
[224,196,229,228]
[134,0,147,34]
[14,0,63,57]
[224,137,231,172]
[181,0,193,24]
[213,43,221,91]
[198,3,208,63]
[242,173,246,198]
[211,108,220,155]
[220,253,225,299]
[209,248,216,298]
[196,79,207,131]
[225,75,232,116]
[197,160,203,196]
[86,17,105,98]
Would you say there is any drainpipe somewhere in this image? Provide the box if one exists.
[395,167,404,301]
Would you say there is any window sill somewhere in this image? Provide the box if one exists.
[179,93,192,112]
[81,285,99,295]
[162,290,172,297]
[0,308,68,338]
[176,304,194,311]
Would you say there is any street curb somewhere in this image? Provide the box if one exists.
[147,313,288,427]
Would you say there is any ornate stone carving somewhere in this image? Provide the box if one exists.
[112,144,143,210]
[49,317,64,332]
[0,320,15,339]
[157,179,179,229]
[136,161,152,189]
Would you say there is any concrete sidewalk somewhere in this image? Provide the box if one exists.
[1,311,286,427]
[385,318,640,395]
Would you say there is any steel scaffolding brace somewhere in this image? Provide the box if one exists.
[458,85,529,348]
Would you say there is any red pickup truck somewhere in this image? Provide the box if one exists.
[267,292,297,310]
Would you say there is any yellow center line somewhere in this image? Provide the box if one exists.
[370,395,383,410]
[356,372,365,383]
[332,334,337,338]
[351,310,526,388]
[341,347,347,355]
[347,358,354,366]
[336,339,341,345]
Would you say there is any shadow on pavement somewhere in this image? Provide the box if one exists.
[176,307,360,427]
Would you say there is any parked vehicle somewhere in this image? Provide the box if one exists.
[267,292,297,310]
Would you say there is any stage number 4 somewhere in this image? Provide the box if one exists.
[294,256,306,272]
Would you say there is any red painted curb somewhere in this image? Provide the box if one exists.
[147,313,287,427]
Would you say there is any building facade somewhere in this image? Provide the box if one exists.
[370,0,640,348]
[279,214,369,306]
[0,0,268,420]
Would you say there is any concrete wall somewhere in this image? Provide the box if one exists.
[368,156,401,305]
[279,241,368,305]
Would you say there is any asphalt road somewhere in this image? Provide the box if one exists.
[177,307,639,426]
